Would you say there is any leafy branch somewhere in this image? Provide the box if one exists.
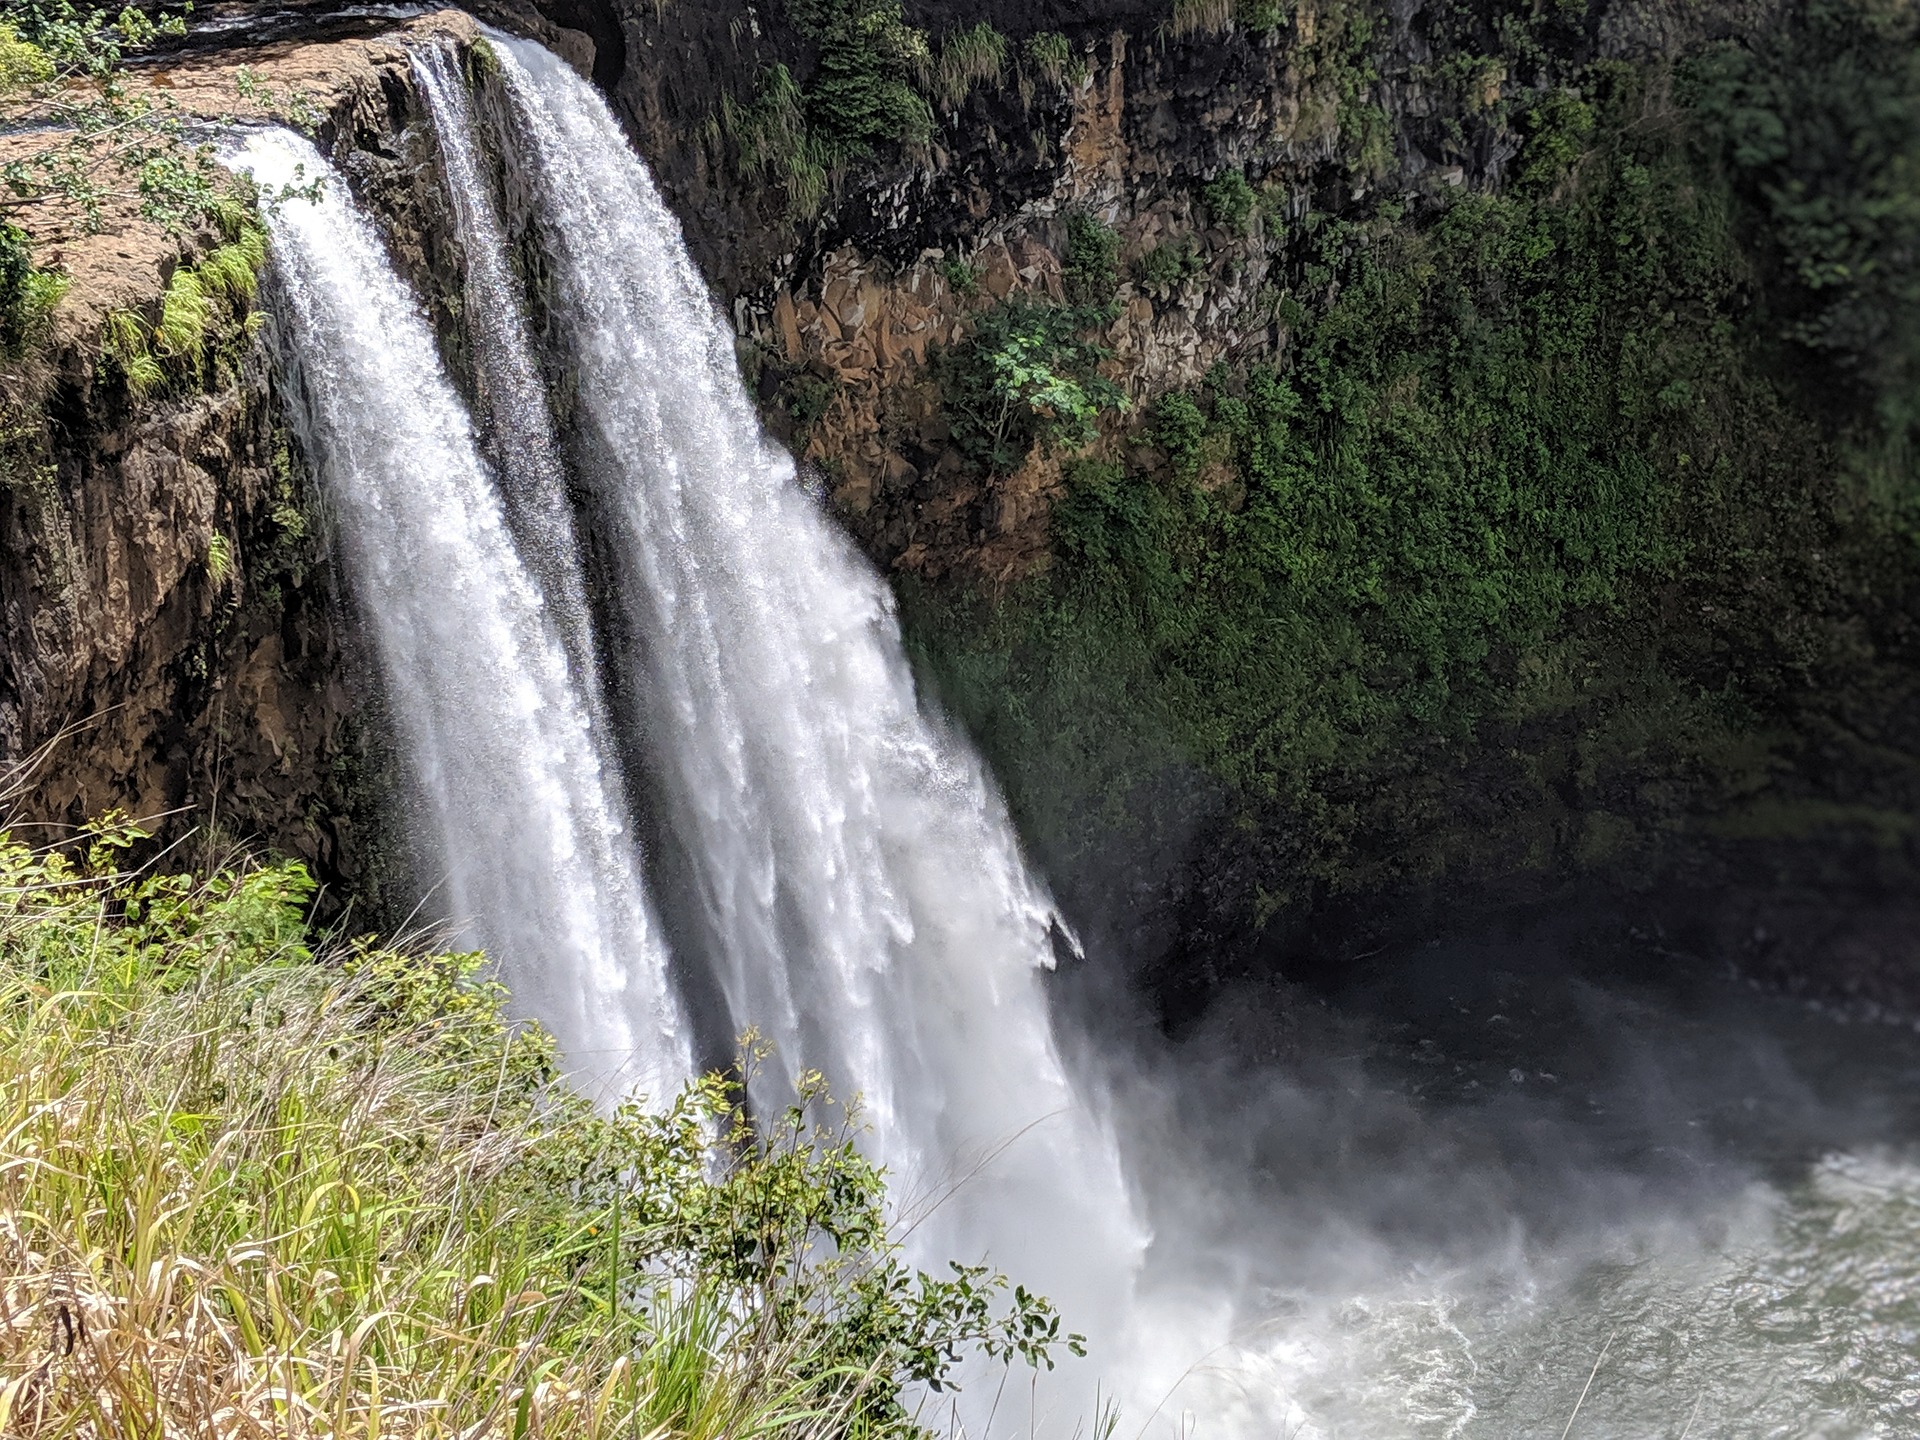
[0,2,225,234]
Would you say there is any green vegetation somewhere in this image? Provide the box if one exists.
[787,0,931,154]
[1063,211,1120,305]
[721,65,832,219]
[936,301,1127,475]
[0,819,1080,1438]
[1234,0,1288,32]
[719,0,933,219]
[907,42,1910,917]
[1294,0,1390,176]
[1023,31,1085,91]
[1133,237,1203,295]
[784,367,840,444]
[0,3,292,363]
[101,205,268,398]
[0,218,67,355]
[926,21,1006,110]
[1202,169,1256,234]
[0,2,219,232]
[1683,0,1920,455]
[940,252,979,296]
[465,31,500,80]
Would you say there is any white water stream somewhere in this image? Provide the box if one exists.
[229,127,690,1102]
[477,35,1162,1425]
[410,41,602,696]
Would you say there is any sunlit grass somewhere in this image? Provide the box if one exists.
[0,817,1069,1438]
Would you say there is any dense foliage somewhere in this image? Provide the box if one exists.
[1683,0,1920,454]
[907,10,1917,922]
[0,821,1078,1438]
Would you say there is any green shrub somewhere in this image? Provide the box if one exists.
[0,17,51,90]
[1684,0,1920,450]
[1517,87,1595,188]
[1134,237,1203,295]
[0,220,65,355]
[0,1,226,234]
[786,0,932,155]
[718,0,936,218]
[1063,211,1119,304]
[1153,390,1207,475]
[1234,0,1287,30]
[937,300,1127,473]
[1203,168,1256,233]
[783,367,839,441]
[941,252,980,295]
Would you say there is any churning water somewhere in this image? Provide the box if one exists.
[238,43,1920,1438]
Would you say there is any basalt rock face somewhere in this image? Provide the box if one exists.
[0,15,481,911]
[0,339,341,861]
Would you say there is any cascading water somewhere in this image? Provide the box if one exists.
[474,33,1156,1425]
[409,42,602,695]
[228,127,690,1103]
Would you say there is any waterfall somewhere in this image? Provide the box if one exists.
[476,33,1151,1420]
[227,128,690,1103]
[409,43,602,697]
[223,41,1920,1440]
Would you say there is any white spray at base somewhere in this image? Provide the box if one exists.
[469,35,1236,1435]
[226,128,691,1104]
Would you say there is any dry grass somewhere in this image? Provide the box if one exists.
[1168,0,1234,38]
[0,822,891,1440]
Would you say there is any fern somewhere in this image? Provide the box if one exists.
[205,531,233,586]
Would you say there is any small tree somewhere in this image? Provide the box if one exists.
[939,300,1128,474]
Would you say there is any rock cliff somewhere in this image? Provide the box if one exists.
[4,0,1915,1010]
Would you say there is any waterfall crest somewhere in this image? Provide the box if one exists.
[479,32,1150,1410]
[229,128,691,1103]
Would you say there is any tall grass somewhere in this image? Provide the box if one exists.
[926,23,1006,110]
[0,820,1074,1438]
[720,65,831,220]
